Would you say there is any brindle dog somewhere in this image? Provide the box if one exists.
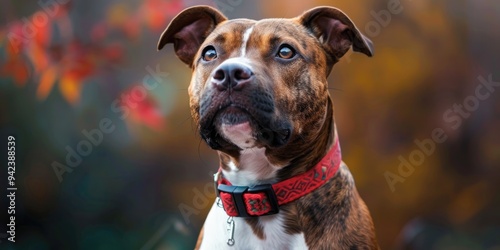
[158,5,379,249]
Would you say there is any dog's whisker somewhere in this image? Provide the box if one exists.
[197,138,204,162]
[327,87,344,92]
[176,115,192,127]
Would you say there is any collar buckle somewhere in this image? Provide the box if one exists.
[217,183,279,217]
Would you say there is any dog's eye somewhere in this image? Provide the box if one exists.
[202,46,217,61]
[277,45,296,59]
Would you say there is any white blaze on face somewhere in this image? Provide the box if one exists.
[215,25,257,148]
[240,25,255,57]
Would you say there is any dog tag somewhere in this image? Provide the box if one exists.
[226,216,235,246]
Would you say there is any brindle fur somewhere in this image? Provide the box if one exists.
[159,5,379,249]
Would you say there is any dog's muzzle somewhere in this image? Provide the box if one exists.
[198,60,291,150]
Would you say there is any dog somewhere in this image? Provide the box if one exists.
[158,5,379,249]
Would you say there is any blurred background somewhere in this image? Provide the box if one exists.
[1,0,499,249]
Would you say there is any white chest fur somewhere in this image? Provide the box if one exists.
[199,201,308,250]
[205,107,307,248]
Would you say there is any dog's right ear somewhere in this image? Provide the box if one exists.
[157,5,227,66]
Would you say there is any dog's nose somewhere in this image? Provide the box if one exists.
[212,62,254,91]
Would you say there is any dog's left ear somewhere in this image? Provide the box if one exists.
[298,6,373,60]
[157,5,227,66]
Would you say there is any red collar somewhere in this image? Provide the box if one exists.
[215,139,342,217]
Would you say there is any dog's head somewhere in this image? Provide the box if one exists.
[158,5,372,164]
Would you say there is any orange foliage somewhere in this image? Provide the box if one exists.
[58,74,80,104]
[1,0,182,105]
[0,39,30,86]
[36,65,58,99]
[141,0,183,31]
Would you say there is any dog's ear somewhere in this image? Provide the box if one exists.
[298,6,373,60]
[157,5,227,66]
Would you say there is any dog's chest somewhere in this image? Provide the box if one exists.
[200,202,308,250]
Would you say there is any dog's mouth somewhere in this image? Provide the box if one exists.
[215,105,252,126]
[199,100,291,150]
